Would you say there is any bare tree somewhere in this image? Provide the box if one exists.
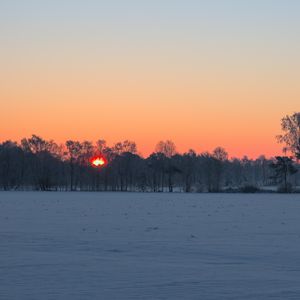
[113,140,137,155]
[155,140,176,158]
[277,112,300,160]
[1,135,299,192]
[96,139,107,153]
[270,156,298,192]
[212,147,228,161]
[65,141,82,191]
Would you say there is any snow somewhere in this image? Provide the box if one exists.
[0,192,300,299]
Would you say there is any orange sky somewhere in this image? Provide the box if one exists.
[1,1,299,158]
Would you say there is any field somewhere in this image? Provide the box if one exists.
[1,192,300,299]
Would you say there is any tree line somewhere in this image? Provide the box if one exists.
[0,113,299,192]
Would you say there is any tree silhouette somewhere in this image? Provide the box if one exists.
[0,135,299,192]
[277,112,300,160]
[155,140,176,158]
[270,156,298,192]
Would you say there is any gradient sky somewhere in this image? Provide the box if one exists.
[1,0,299,158]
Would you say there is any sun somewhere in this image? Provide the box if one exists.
[91,157,106,167]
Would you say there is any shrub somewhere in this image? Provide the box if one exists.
[240,185,260,193]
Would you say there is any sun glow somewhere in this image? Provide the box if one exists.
[91,157,106,167]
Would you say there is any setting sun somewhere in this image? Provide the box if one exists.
[91,157,106,167]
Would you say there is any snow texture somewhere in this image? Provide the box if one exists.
[0,192,300,299]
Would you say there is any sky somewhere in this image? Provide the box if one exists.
[0,0,299,158]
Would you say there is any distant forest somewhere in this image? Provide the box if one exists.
[1,113,299,193]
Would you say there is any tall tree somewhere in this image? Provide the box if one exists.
[181,149,197,192]
[212,147,228,161]
[1,135,299,192]
[277,112,300,160]
[270,156,298,192]
[65,141,82,191]
[155,140,176,158]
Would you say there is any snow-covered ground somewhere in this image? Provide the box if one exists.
[1,192,300,300]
